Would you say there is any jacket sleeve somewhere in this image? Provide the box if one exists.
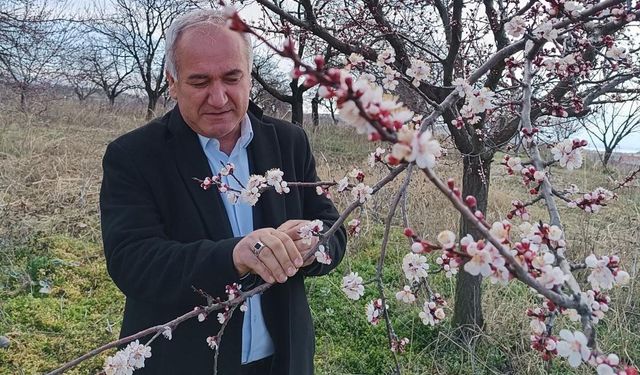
[297,130,347,277]
[100,141,243,307]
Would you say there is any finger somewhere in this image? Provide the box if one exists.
[256,245,288,283]
[277,219,307,233]
[245,248,275,284]
[271,231,302,276]
[270,229,304,269]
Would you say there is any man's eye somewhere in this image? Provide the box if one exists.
[191,82,208,88]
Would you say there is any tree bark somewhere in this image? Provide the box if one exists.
[291,94,304,125]
[146,94,159,120]
[311,95,319,127]
[451,154,492,339]
[603,149,613,167]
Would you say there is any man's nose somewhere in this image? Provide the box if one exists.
[207,82,228,107]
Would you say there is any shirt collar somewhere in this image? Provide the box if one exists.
[197,113,254,153]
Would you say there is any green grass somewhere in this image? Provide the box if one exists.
[0,235,122,374]
[0,102,638,374]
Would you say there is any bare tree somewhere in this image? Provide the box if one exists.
[81,34,136,106]
[90,0,195,119]
[0,0,77,111]
[580,103,640,167]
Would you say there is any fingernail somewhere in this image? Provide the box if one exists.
[287,267,296,276]
[295,258,303,267]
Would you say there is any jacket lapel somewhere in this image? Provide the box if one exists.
[166,106,234,240]
[247,108,287,230]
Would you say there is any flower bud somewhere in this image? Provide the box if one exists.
[464,195,477,208]
[447,178,455,190]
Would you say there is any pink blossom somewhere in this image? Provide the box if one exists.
[347,218,361,236]
[551,139,584,170]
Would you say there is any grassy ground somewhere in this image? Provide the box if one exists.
[0,100,638,374]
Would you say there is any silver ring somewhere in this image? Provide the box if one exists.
[252,241,266,256]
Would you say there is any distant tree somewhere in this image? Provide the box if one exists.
[90,0,195,119]
[0,0,77,111]
[580,103,640,167]
[80,35,136,106]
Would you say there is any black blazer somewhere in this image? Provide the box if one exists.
[99,103,346,374]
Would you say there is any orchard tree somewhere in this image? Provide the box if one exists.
[90,0,196,119]
[80,34,137,106]
[0,0,78,111]
[579,103,640,167]
[250,9,338,125]
[47,3,640,375]
[249,0,640,335]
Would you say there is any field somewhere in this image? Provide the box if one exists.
[0,100,638,374]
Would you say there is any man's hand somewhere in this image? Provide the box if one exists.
[277,220,319,267]
[232,228,303,284]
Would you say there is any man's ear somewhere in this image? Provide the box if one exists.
[166,71,177,99]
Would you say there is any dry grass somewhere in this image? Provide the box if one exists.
[0,98,638,374]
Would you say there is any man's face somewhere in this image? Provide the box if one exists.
[167,25,251,142]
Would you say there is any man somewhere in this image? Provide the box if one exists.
[100,9,346,374]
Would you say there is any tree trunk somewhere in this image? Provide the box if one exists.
[452,154,492,340]
[329,100,337,125]
[291,96,303,125]
[108,95,116,106]
[603,148,613,167]
[311,95,319,127]
[146,94,159,120]
[19,88,27,112]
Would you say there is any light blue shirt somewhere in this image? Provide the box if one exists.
[197,114,275,364]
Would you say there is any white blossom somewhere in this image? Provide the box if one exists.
[342,272,365,300]
[437,230,456,249]
[556,329,591,367]
[315,244,332,265]
[402,253,430,282]
[408,130,441,169]
[586,255,615,290]
[463,243,492,277]
[298,219,323,245]
[376,48,395,66]
[395,285,416,304]
[405,58,430,86]
[351,183,373,203]
[551,140,583,170]
[505,16,527,38]
[467,88,496,113]
[537,265,567,289]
